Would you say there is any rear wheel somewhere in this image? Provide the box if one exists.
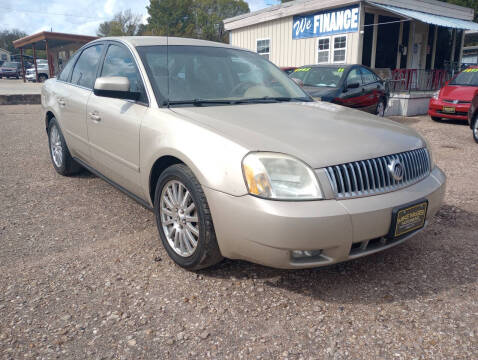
[47,118,83,176]
[154,164,223,270]
[473,117,478,144]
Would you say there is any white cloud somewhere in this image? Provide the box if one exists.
[104,0,116,17]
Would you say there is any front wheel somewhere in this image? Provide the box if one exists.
[473,117,478,144]
[154,164,223,270]
[38,74,48,83]
[376,99,386,117]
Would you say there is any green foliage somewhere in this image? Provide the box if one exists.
[0,29,27,53]
[97,10,144,37]
[145,0,249,42]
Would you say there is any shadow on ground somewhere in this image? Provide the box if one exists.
[200,205,477,305]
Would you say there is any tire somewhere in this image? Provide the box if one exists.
[472,117,478,144]
[376,99,386,117]
[431,116,441,121]
[154,164,223,270]
[38,74,47,83]
[47,117,83,176]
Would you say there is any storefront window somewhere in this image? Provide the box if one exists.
[333,36,347,63]
[256,39,270,60]
[317,37,330,63]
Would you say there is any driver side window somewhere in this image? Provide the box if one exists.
[100,44,147,104]
[346,68,363,87]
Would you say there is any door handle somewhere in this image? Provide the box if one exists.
[88,112,101,122]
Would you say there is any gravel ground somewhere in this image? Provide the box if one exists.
[0,105,477,360]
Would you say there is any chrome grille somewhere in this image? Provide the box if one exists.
[325,148,430,199]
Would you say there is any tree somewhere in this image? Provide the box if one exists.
[145,0,249,42]
[0,29,27,53]
[97,10,144,37]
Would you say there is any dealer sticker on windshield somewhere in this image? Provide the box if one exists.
[392,201,428,238]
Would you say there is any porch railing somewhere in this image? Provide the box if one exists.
[387,69,451,92]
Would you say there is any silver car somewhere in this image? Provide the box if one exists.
[41,37,446,270]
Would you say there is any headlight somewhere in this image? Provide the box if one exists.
[242,152,323,200]
[432,91,440,100]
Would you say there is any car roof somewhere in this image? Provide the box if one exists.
[298,64,354,69]
[92,36,241,50]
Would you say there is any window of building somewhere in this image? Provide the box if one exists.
[333,35,347,63]
[256,39,270,60]
[317,37,330,63]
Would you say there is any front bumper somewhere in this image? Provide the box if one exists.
[205,166,446,269]
[429,98,470,120]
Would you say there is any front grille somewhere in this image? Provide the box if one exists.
[443,99,471,104]
[325,148,430,199]
[437,110,468,116]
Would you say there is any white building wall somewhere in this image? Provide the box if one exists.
[230,16,360,67]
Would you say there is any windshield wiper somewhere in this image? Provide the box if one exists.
[233,96,312,104]
[167,99,235,106]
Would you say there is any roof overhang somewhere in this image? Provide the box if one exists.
[13,31,97,50]
[224,0,475,31]
[368,2,478,31]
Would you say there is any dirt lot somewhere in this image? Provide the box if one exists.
[0,105,477,359]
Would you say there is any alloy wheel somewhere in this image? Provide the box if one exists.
[49,125,63,168]
[160,180,199,257]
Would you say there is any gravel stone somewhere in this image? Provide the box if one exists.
[0,105,477,359]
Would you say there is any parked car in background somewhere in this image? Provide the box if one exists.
[467,92,478,143]
[42,36,445,270]
[281,66,297,75]
[26,64,49,82]
[0,61,22,79]
[428,66,478,121]
[290,64,389,116]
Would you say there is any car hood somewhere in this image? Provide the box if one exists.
[172,101,425,168]
[440,85,478,101]
[302,86,338,99]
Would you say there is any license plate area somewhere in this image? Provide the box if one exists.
[389,200,428,239]
[442,106,456,113]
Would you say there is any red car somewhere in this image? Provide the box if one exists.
[467,93,478,143]
[429,66,478,121]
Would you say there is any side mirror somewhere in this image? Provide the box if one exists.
[347,82,360,89]
[291,77,304,87]
[93,76,140,100]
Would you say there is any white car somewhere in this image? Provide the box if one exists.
[26,65,49,82]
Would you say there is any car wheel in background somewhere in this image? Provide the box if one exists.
[154,164,223,270]
[473,117,478,144]
[47,117,83,176]
[376,99,386,117]
[38,74,48,83]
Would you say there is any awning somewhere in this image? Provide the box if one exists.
[369,2,478,31]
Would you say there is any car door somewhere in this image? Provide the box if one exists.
[54,44,105,162]
[340,67,365,109]
[86,42,148,197]
[360,67,383,113]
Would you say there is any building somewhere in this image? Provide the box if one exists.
[0,48,11,63]
[224,0,478,115]
[13,31,97,82]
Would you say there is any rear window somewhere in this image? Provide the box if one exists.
[450,68,478,86]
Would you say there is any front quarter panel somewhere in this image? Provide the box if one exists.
[140,109,250,205]
[41,79,60,128]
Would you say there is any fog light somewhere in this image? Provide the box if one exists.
[291,250,322,259]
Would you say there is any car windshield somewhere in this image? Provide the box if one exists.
[290,67,344,88]
[2,62,17,68]
[449,69,478,86]
[137,45,310,106]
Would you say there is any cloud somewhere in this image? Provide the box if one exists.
[104,0,116,17]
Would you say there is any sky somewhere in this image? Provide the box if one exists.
[0,0,281,36]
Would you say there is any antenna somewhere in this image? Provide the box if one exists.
[166,22,170,108]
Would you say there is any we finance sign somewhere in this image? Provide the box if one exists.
[292,6,360,39]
